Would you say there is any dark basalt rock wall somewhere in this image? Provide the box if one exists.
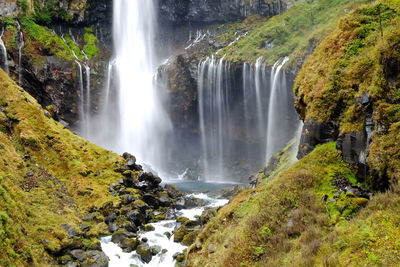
[33,0,112,26]
[297,95,374,183]
[159,0,288,25]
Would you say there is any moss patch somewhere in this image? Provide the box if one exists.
[0,68,125,265]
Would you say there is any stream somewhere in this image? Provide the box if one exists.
[100,181,235,266]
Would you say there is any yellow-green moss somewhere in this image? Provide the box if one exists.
[0,69,126,265]
[294,0,400,187]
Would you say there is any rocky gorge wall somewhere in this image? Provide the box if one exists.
[159,0,292,25]
[0,0,113,128]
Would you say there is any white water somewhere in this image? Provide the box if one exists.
[16,22,24,85]
[83,63,91,137]
[0,27,9,74]
[198,56,232,180]
[101,193,228,267]
[92,0,171,172]
[265,57,290,160]
[58,29,93,138]
[197,56,299,181]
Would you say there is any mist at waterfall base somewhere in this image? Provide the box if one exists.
[87,0,173,177]
[84,0,300,182]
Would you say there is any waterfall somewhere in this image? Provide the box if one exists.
[75,61,86,136]
[58,31,91,138]
[93,0,172,172]
[16,22,24,85]
[84,63,91,137]
[198,56,298,181]
[103,62,114,113]
[0,27,9,74]
[198,56,232,180]
[265,57,290,160]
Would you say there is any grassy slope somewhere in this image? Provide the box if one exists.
[0,68,128,266]
[187,143,400,266]
[294,0,400,187]
[217,0,374,67]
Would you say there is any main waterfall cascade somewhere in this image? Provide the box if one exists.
[90,0,173,173]
[197,56,299,181]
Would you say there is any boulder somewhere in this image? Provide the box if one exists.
[298,119,339,158]
[111,232,136,244]
[173,226,188,243]
[120,238,139,253]
[164,184,181,199]
[158,192,172,207]
[85,250,109,267]
[70,249,86,262]
[142,194,160,208]
[127,210,146,226]
[136,243,152,264]
[139,172,162,188]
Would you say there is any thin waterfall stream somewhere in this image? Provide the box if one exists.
[0,27,9,74]
[16,21,24,85]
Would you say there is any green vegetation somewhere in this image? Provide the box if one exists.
[83,26,99,59]
[32,1,71,25]
[216,0,374,66]
[294,0,400,187]
[256,138,299,183]
[187,142,400,266]
[0,69,130,265]
[17,0,30,16]
[19,17,77,62]
[187,143,379,266]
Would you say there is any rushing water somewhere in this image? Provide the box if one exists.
[60,33,92,138]
[197,56,299,181]
[16,21,24,85]
[265,57,290,160]
[0,27,9,74]
[92,0,172,172]
[101,189,228,267]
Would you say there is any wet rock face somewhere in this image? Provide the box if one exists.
[16,54,80,126]
[297,119,339,159]
[34,0,112,26]
[159,0,288,25]
[298,99,374,182]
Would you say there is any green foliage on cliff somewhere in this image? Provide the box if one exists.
[0,69,127,265]
[294,0,400,187]
[32,0,72,25]
[218,0,374,66]
[19,17,77,62]
[83,26,99,59]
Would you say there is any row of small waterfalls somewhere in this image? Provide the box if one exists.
[197,56,298,180]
